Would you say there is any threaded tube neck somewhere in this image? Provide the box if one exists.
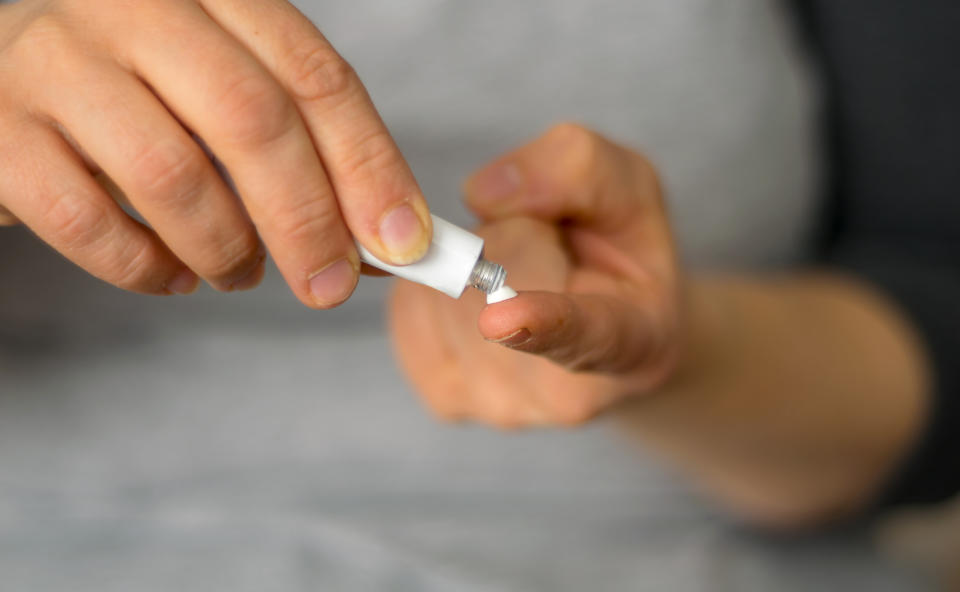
[469,259,507,294]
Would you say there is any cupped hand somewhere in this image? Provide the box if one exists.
[390,124,683,428]
[0,0,431,305]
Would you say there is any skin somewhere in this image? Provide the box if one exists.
[0,0,433,305]
[389,123,930,529]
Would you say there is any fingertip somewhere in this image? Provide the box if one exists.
[477,291,558,342]
[228,252,267,292]
[165,268,201,295]
[477,294,526,341]
[480,291,585,359]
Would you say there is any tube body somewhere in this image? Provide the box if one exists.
[356,215,484,299]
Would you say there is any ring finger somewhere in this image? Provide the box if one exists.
[0,117,196,295]
[34,60,266,291]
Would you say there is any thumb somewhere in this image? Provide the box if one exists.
[478,290,670,375]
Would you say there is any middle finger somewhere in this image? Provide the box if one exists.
[117,0,359,308]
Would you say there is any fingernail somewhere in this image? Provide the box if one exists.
[167,268,199,295]
[489,328,532,348]
[309,258,358,306]
[379,203,429,262]
[471,162,522,202]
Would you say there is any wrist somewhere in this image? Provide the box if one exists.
[628,275,735,398]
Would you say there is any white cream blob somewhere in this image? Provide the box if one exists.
[486,285,518,304]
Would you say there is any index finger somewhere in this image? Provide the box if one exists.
[198,0,433,265]
[478,290,662,375]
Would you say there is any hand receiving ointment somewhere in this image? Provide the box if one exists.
[356,214,516,302]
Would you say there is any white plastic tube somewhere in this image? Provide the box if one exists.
[356,215,502,299]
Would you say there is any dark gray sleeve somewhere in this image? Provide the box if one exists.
[796,0,960,507]
[828,241,960,507]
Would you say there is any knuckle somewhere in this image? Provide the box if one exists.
[336,129,400,179]
[217,74,294,146]
[546,122,601,152]
[43,192,168,294]
[551,400,595,427]
[7,12,76,76]
[286,41,357,102]
[629,152,664,201]
[110,240,167,293]
[545,122,604,181]
[480,402,525,431]
[130,141,206,210]
[547,121,594,138]
[12,11,71,47]
[204,230,263,285]
[45,190,112,253]
[271,195,343,246]
[628,150,656,177]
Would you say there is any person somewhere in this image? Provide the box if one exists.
[391,124,928,528]
[0,0,956,588]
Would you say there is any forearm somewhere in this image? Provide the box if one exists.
[617,272,930,528]
[397,125,938,525]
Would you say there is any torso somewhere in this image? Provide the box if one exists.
[0,2,920,590]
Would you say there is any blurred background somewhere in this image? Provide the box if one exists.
[1,0,957,589]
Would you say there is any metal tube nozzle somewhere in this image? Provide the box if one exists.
[468,258,507,294]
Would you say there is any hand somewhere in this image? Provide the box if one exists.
[0,0,431,305]
[389,124,683,428]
